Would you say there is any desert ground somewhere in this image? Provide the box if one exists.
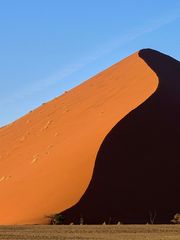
[0,225,180,240]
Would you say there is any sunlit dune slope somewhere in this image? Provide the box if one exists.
[0,50,158,224]
[61,49,180,224]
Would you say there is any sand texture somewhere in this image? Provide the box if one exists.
[1,225,180,240]
[0,49,159,224]
[61,49,180,224]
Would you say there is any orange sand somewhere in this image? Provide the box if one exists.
[0,51,158,224]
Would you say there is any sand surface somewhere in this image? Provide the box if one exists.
[0,51,158,224]
[1,225,180,240]
[60,49,180,224]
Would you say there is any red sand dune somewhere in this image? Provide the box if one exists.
[61,49,180,224]
[0,49,160,224]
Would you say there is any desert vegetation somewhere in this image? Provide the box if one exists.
[46,213,65,225]
[171,213,180,224]
[47,210,178,225]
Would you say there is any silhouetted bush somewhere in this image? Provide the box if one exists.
[47,213,65,225]
[171,213,180,224]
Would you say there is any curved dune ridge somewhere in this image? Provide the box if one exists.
[0,49,160,224]
[61,49,180,224]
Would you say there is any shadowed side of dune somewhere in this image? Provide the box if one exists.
[60,49,180,224]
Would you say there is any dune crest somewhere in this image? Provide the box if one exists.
[61,49,180,224]
[0,50,158,224]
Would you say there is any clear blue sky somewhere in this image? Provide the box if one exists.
[1,0,180,127]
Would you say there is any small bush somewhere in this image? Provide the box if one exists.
[47,213,65,225]
[171,213,180,224]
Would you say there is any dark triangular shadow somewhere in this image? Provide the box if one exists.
[60,49,180,224]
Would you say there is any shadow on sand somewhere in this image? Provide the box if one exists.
[61,49,180,224]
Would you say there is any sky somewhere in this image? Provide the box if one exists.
[0,0,180,127]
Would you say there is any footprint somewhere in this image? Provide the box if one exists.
[20,136,25,142]
[41,120,52,131]
[48,144,53,149]
[0,176,5,183]
[31,154,39,164]
[31,157,38,164]
[26,119,31,124]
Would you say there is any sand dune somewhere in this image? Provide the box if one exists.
[0,49,158,224]
[61,49,180,224]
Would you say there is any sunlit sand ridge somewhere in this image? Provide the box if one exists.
[0,50,158,224]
